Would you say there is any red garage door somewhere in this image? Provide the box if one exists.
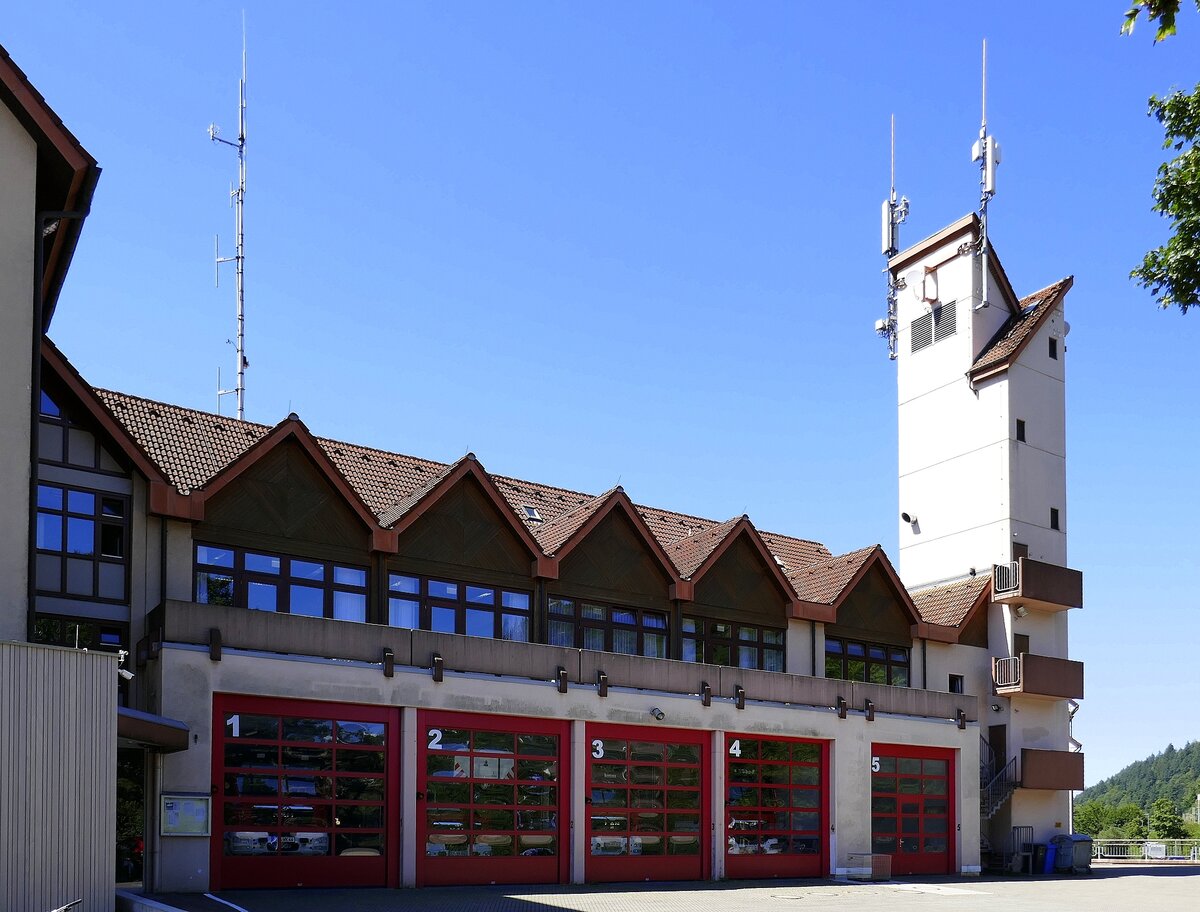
[725,735,828,879]
[418,711,569,886]
[585,724,710,883]
[211,695,399,889]
[870,744,955,875]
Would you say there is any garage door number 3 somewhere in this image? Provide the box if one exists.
[591,739,605,759]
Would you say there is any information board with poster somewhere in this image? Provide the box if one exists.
[161,794,211,836]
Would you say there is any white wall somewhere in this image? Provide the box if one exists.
[0,104,37,641]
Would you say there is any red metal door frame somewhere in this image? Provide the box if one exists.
[416,710,570,887]
[723,734,829,880]
[870,743,956,876]
[210,693,401,890]
[584,723,711,884]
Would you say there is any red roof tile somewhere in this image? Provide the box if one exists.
[909,575,990,627]
[788,545,878,605]
[971,277,1073,377]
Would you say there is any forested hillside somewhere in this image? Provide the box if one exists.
[1072,741,1200,838]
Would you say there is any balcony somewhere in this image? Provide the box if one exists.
[992,557,1083,612]
[143,599,976,723]
[992,653,1084,700]
[1021,748,1084,790]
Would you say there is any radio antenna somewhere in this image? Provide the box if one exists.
[877,114,909,359]
[970,39,1000,311]
[210,15,248,419]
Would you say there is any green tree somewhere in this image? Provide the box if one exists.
[1149,797,1189,838]
[1073,800,1110,836]
[1123,2,1200,313]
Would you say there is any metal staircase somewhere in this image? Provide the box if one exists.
[980,735,1017,820]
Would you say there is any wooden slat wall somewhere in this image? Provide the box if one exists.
[1,642,115,912]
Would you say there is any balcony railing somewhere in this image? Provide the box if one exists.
[994,561,1020,594]
[144,599,976,723]
[992,653,1084,700]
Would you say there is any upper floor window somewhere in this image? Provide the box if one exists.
[546,598,667,658]
[194,544,368,622]
[1049,337,1058,360]
[825,637,909,687]
[388,573,531,642]
[681,617,784,672]
[38,389,123,473]
[34,483,128,601]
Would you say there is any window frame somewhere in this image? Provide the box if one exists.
[824,636,910,687]
[386,572,532,643]
[194,543,370,622]
[34,482,130,603]
[546,596,668,658]
[681,616,785,672]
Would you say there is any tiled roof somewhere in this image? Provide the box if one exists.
[93,389,837,586]
[788,545,878,605]
[971,277,1073,376]
[909,575,990,627]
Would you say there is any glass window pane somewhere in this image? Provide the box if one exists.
[516,734,558,757]
[712,623,731,638]
[429,581,457,599]
[282,718,333,742]
[582,628,605,651]
[611,609,636,626]
[711,643,732,666]
[333,590,366,622]
[824,656,842,679]
[37,485,63,510]
[501,591,529,610]
[289,585,324,617]
[738,646,758,669]
[613,629,637,655]
[738,626,758,642]
[682,617,699,634]
[891,667,910,687]
[548,597,574,616]
[66,558,93,596]
[40,390,61,417]
[101,498,124,518]
[548,619,574,647]
[197,572,234,606]
[66,517,94,555]
[36,513,62,550]
[197,545,235,568]
[337,721,385,746]
[643,633,666,659]
[465,608,494,639]
[431,606,456,633]
[642,611,667,629]
[846,659,866,681]
[99,524,125,558]
[869,664,887,685]
[245,553,281,574]
[389,598,419,628]
[226,713,279,739]
[581,604,606,620]
[466,586,494,604]
[763,648,784,672]
[247,581,277,612]
[291,560,324,581]
[847,642,865,657]
[334,566,367,587]
[389,574,419,594]
[825,638,843,654]
[66,490,95,514]
[501,614,528,642]
[763,629,785,645]
[681,640,698,662]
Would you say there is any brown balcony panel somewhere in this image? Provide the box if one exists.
[1021,748,1084,790]
[993,653,1084,700]
[993,558,1083,611]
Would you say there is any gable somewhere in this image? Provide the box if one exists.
[555,509,673,606]
[198,438,369,555]
[691,532,788,627]
[826,564,913,648]
[394,474,532,578]
[959,599,989,648]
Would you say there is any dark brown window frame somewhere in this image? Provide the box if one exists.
[34,482,130,604]
[386,572,532,642]
[824,636,910,687]
[194,543,369,622]
[546,597,668,658]
[38,387,126,477]
[681,616,785,672]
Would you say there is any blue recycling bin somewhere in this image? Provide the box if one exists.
[1043,844,1057,875]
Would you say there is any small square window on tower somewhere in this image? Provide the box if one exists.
[1049,337,1059,360]
[1016,419,1026,442]
[949,674,964,695]
[1050,507,1061,531]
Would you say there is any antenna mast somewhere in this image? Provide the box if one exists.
[210,19,248,419]
[878,114,909,359]
[971,39,1000,311]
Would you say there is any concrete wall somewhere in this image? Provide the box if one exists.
[1,642,116,912]
[155,644,980,890]
[0,103,37,642]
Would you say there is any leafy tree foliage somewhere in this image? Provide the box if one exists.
[1149,797,1189,838]
[1123,2,1200,313]
[1074,740,1200,836]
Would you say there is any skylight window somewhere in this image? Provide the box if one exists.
[523,506,543,523]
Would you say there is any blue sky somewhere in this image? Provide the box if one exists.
[8,2,1199,786]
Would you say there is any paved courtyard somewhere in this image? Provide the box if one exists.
[128,864,1200,912]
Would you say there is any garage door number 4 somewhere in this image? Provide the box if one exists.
[728,739,742,758]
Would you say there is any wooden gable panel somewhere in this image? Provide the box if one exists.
[556,510,672,606]
[826,564,912,647]
[691,533,788,626]
[200,439,368,553]
[395,475,531,577]
[959,600,989,648]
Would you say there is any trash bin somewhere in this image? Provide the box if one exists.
[1043,843,1057,875]
[1032,844,1047,876]
[1050,834,1093,874]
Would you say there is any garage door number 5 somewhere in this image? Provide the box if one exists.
[871,756,880,772]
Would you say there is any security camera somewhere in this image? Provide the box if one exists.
[900,512,917,525]
[117,668,135,681]
[650,708,665,721]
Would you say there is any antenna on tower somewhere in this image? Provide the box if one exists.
[970,39,1000,311]
[210,14,248,419]
[877,114,909,359]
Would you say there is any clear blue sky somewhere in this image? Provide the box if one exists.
[8,2,1199,787]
